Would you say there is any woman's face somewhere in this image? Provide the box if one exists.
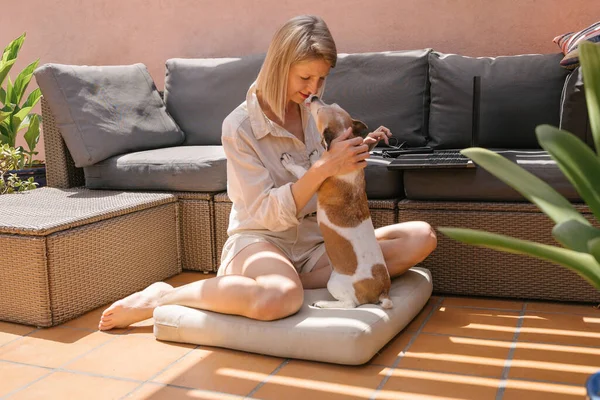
[286,58,331,105]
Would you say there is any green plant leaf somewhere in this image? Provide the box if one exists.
[588,237,600,265]
[22,88,41,108]
[5,75,14,106]
[579,41,600,155]
[0,104,13,122]
[12,59,39,105]
[23,114,39,153]
[0,119,15,147]
[536,124,600,222]
[461,147,588,226]
[0,33,25,89]
[0,87,6,105]
[0,132,10,145]
[0,59,16,90]
[12,104,38,133]
[552,219,600,252]
[438,227,600,289]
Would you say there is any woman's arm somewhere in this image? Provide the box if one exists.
[291,128,371,212]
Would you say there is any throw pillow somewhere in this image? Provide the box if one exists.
[164,54,265,146]
[553,21,600,69]
[428,52,569,149]
[323,49,432,147]
[560,67,593,150]
[34,63,185,168]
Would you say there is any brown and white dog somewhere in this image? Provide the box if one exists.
[281,96,393,309]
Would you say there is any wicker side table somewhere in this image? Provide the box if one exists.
[0,188,181,327]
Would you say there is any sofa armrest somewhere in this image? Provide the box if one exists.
[42,97,85,188]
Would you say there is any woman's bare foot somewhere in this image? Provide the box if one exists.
[98,282,173,331]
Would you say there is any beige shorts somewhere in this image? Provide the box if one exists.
[217,233,327,276]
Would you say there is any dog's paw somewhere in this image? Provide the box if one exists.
[280,152,294,167]
[310,300,356,309]
[308,149,320,165]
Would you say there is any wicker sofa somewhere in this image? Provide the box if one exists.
[35,49,599,304]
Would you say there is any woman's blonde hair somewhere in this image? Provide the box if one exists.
[256,15,337,123]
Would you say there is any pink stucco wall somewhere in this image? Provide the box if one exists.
[3,0,599,161]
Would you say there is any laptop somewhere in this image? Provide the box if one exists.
[386,76,481,169]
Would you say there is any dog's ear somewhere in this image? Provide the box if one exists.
[323,127,335,150]
[352,119,369,137]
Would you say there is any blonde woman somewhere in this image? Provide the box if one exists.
[99,15,436,330]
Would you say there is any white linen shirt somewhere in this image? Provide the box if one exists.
[220,83,326,257]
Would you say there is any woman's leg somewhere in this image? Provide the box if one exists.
[299,220,437,289]
[375,220,437,277]
[98,242,304,331]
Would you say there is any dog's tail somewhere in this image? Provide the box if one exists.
[379,293,393,309]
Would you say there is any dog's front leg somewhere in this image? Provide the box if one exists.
[281,153,308,180]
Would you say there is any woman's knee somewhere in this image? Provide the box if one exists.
[415,221,438,253]
[248,286,304,321]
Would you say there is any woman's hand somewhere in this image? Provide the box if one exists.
[366,126,392,146]
[314,127,370,178]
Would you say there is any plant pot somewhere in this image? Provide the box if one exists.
[10,165,47,188]
[588,371,600,400]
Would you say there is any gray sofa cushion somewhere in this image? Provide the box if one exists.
[428,52,569,149]
[34,63,185,168]
[165,54,265,145]
[83,146,227,192]
[365,156,404,199]
[560,67,593,150]
[323,50,431,147]
[403,150,580,202]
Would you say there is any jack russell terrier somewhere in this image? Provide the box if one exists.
[281,96,393,309]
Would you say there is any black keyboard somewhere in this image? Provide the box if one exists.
[423,152,469,164]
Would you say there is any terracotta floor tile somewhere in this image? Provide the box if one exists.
[519,312,600,346]
[404,300,438,333]
[129,383,244,399]
[508,341,600,385]
[0,328,113,368]
[8,371,140,400]
[251,360,385,400]
[152,347,283,395]
[0,362,50,397]
[422,305,520,340]
[0,322,36,346]
[526,301,600,316]
[396,334,511,378]
[370,331,412,366]
[65,334,194,381]
[502,379,587,400]
[165,272,214,287]
[375,368,501,399]
[442,296,524,311]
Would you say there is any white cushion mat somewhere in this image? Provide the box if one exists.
[153,267,432,365]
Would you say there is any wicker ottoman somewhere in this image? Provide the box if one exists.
[0,188,181,327]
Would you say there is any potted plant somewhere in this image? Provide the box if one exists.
[437,41,600,398]
[0,143,37,194]
[0,32,44,187]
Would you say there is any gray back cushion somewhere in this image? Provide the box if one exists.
[560,67,593,150]
[165,54,265,145]
[428,52,569,149]
[323,50,431,147]
[34,63,185,168]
